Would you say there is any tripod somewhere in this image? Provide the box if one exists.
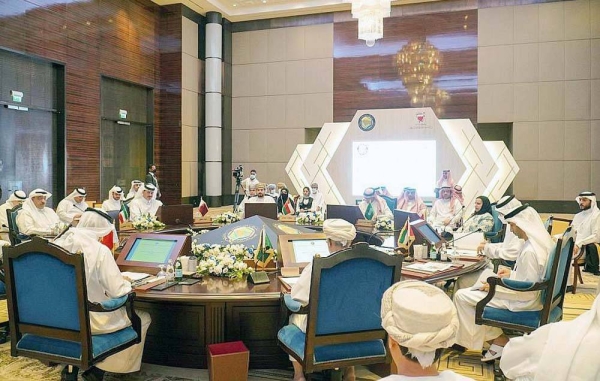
[233,176,243,213]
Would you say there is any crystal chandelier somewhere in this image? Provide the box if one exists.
[346,0,391,47]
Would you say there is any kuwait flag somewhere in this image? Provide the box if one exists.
[397,217,415,250]
[118,203,130,223]
[198,197,209,216]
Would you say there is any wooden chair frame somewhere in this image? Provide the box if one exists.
[3,237,141,370]
[6,204,26,246]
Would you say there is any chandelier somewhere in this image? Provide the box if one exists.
[346,0,391,47]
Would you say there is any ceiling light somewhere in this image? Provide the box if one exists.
[345,0,391,47]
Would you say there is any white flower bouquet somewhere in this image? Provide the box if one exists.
[191,241,255,280]
[375,215,393,231]
[132,213,166,230]
[212,211,241,225]
[295,211,324,226]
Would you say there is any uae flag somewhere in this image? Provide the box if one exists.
[198,197,209,216]
[282,199,295,215]
[397,217,415,250]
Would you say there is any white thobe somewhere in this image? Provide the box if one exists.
[379,371,474,380]
[56,199,87,224]
[311,192,325,212]
[128,198,163,220]
[428,199,463,228]
[289,262,313,333]
[240,196,275,218]
[16,206,60,236]
[102,199,121,212]
[241,177,259,194]
[500,295,600,381]
[571,208,600,248]
[358,199,392,220]
[453,241,544,350]
[126,191,137,200]
[0,201,13,232]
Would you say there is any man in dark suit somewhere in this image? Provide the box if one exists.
[145,164,160,199]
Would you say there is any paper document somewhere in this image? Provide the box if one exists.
[282,277,300,285]
[452,232,484,250]
[405,262,453,273]
[292,240,330,263]
[121,272,151,281]
[470,268,497,290]
[449,249,479,258]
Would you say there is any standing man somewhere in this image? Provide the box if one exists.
[241,169,259,195]
[310,183,324,212]
[56,188,88,225]
[358,187,392,221]
[145,164,160,199]
[0,190,27,241]
[16,189,61,236]
[571,191,600,275]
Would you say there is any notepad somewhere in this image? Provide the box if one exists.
[404,262,453,273]
[122,271,151,282]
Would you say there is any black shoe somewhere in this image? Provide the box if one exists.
[60,366,79,381]
[594,272,600,276]
[450,344,466,353]
[82,366,105,381]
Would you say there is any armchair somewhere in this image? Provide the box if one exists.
[484,206,505,244]
[3,237,141,379]
[277,243,403,379]
[6,205,28,246]
[475,227,575,333]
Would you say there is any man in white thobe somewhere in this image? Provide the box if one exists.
[16,189,61,236]
[310,182,325,212]
[241,169,259,195]
[453,204,554,362]
[241,183,276,218]
[54,209,151,380]
[396,187,427,219]
[0,190,26,241]
[570,191,600,275]
[500,293,600,380]
[126,180,143,200]
[379,281,474,381]
[358,187,392,221]
[289,219,357,381]
[428,186,463,230]
[56,188,88,225]
[128,183,163,221]
[455,195,525,290]
[237,184,257,215]
[102,186,124,212]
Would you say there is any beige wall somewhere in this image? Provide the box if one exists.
[231,24,333,190]
[478,0,600,200]
[182,16,201,198]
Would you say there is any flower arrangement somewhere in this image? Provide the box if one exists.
[212,211,241,225]
[132,213,166,230]
[375,215,393,231]
[191,240,254,280]
[296,211,324,226]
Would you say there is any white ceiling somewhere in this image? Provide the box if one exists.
[151,0,444,22]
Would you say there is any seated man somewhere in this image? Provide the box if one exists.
[0,190,27,241]
[237,184,257,214]
[266,183,278,200]
[54,209,151,381]
[289,219,357,381]
[101,185,125,212]
[501,293,600,380]
[128,183,163,220]
[310,182,324,212]
[396,187,427,218]
[56,188,88,225]
[126,180,143,200]
[16,189,61,236]
[380,281,474,381]
[358,187,392,221]
[428,186,463,230]
[571,191,600,275]
[453,204,554,362]
[242,183,275,217]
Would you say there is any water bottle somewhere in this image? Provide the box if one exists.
[166,259,175,282]
[429,244,437,261]
[174,257,183,282]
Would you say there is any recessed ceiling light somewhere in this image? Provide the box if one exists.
[233,3,237,6]
[262,0,267,3]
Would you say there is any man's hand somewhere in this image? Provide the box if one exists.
[497,267,511,278]
[480,281,490,292]
[573,245,580,257]
[443,218,451,225]
[477,242,486,255]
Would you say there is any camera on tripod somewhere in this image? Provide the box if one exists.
[232,165,244,180]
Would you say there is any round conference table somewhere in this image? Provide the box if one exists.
[131,245,488,369]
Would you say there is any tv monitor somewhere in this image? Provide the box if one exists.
[278,233,328,269]
[410,219,444,248]
[116,233,190,272]
[327,204,364,225]
[156,204,194,225]
[244,202,277,220]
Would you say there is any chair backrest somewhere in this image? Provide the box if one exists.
[6,205,23,245]
[487,206,505,243]
[3,237,93,365]
[545,216,572,236]
[540,227,575,323]
[305,243,403,362]
[379,195,397,212]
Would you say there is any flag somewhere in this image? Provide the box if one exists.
[282,199,295,215]
[118,202,130,223]
[198,197,209,216]
[255,228,275,268]
[364,202,374,220]
[397,217,415,250]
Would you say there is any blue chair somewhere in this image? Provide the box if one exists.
[475,227,575,333]
[277,243,403,378]
[484,206,505,244]
[6,205,29,246]
[3,237,141,379]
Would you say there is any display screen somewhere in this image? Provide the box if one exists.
[292,239,330,263]
[413,222,442,246]
[352,141,436,196]
[125,238,178,263]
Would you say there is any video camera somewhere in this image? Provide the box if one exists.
[232,165,244,180]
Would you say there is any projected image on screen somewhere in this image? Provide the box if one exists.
[352,141,436,196]
[125,238,177,263]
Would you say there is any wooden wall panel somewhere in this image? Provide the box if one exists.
[334,10,478,123]
[0,0,182,203]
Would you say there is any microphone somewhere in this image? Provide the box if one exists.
[365,228,402,249]
[53,223,73,241]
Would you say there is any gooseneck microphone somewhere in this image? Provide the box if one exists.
[442,205,465,232]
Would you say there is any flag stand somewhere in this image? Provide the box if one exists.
[248,271,270,284]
